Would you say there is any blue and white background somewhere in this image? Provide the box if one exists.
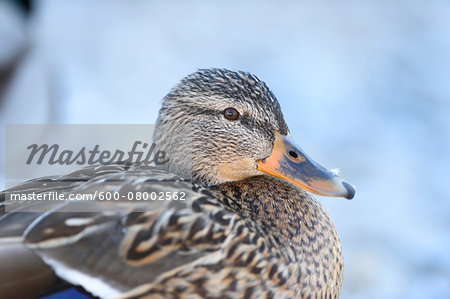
[0,1,449,298]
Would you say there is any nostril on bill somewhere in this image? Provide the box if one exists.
[288,150,299,159]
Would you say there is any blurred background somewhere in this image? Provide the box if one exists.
[1,0,449,298]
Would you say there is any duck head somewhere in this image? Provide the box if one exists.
[154,69,355,199]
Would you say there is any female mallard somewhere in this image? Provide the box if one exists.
[0,69,354,299]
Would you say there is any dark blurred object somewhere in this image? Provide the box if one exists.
[8,0,32,15]
[0,0,28,105]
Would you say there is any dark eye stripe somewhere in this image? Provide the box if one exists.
[224,108,239,120]
[184,106,272,136]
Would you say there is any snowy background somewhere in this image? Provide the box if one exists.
[1,0,449,298]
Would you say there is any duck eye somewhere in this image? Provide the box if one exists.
[223,108,240,120]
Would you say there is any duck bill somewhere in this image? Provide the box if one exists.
[257,132,355,199]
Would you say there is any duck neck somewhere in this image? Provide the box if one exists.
[210,175,334,245]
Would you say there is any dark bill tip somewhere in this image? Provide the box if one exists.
[342,182,356,200]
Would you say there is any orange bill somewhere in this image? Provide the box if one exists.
[257,132,355,199]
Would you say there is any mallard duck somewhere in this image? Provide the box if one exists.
[0,69,355,299]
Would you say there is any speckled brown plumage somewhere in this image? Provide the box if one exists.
[213,177,343,298]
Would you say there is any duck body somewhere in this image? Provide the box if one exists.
[0,69,352,298]
[3,164,342,298]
